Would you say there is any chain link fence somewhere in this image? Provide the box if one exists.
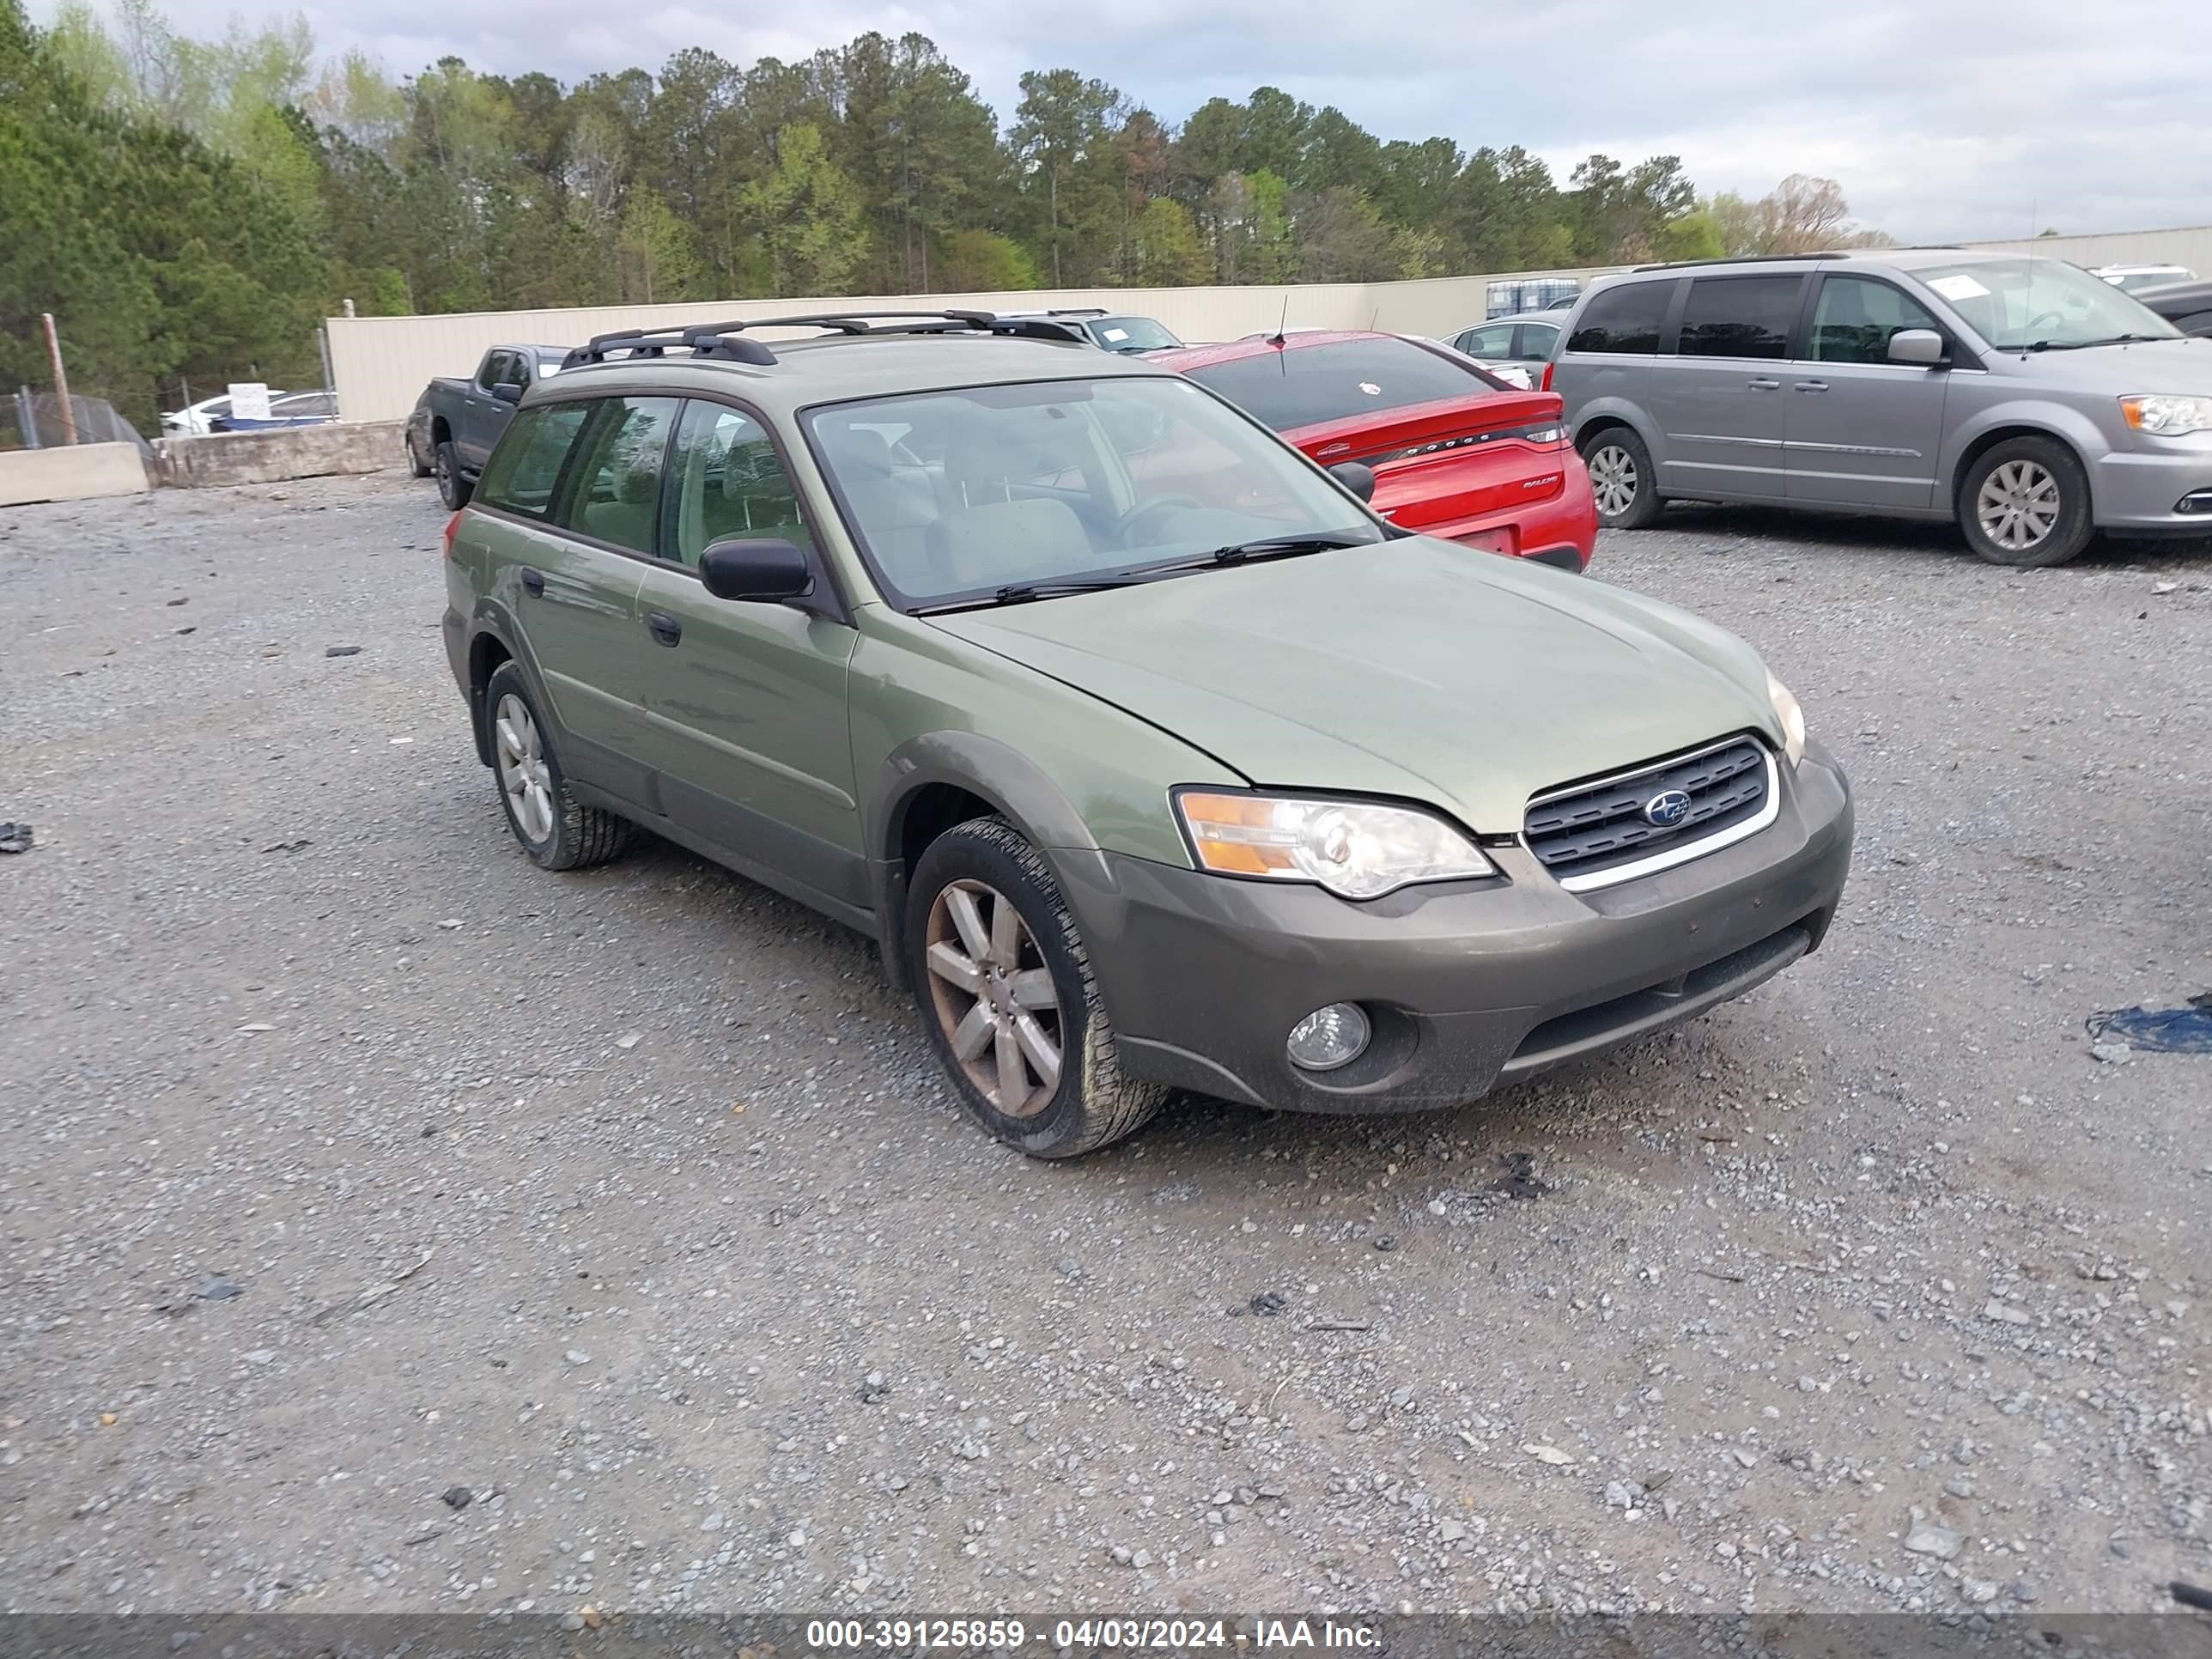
[3,389,153,454]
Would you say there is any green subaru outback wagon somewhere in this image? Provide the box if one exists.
[442,310,1853,1158]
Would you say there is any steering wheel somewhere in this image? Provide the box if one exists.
[2027,310,2068,337]
[1112,495,1201,546]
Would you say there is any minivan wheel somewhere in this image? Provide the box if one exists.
[1581,426,1662,529]
[435,441,472,510]
[482,663,632,871]
[907,817,1166,1158]
[1958,436,2093,567]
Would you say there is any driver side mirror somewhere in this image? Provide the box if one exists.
[700,537,812,603]
[1328,460,1377,501]
[1887,329,1946,367]
[490,381,523,404]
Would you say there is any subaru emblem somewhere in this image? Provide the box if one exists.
[1643,789,1692,829]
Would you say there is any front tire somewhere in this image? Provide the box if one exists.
[907,817,1166,1158]
[1581,425,1662,529]
[483,663,631,871]
[1958,436,2093,567]
[407,431,434,478]
[435,441,473,509]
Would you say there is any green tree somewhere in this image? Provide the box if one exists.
[737,121,866,295]
[937,228,1039,292]
[1009,67,1127,286]
[1650,209,1724,262]
[1133,196,1209,286]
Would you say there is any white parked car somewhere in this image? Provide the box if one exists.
[2090,264,2197,295]
[161,391,287,436]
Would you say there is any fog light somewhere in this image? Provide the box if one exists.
[1286,1002,1371,1072]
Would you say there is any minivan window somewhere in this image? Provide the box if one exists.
[1809,276,1942,364]
[663,401,811,566]
[1678,275,1802,360]
[1566,282,1671,355]
[1178,337,1498,431]
[1912,258,2183,350]
[562,398,680,556]
[476,401,591,521]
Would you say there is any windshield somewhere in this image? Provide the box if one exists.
[1914,258,2184,349]
[2111,269,2194,294]
[1181,337,1499,431]
[806,375,1382,609]
[1089,317,1181,353]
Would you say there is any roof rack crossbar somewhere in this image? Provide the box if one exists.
[1630,251,1862,272]
[562,307,1093,371]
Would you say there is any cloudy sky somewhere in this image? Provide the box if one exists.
[86,0,2212,243]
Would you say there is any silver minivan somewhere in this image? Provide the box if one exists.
[1551,249,2212,566]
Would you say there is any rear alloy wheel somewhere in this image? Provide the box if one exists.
[1959,436,2093,567]
[435,440,472,510]
[1582,426,1662,529]
[906,817,1166,1158]
[482,662,631,871]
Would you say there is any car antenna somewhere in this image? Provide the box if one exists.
[1268,292,1289,346]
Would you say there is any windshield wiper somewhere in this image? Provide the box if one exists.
[914,574,1152,614]
[2022,332,2169,352]
[1192,531,1378,568]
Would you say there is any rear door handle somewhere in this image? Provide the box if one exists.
[1747,378,1782,391]
[1794,380,1830,393]
[646,611,682,647]
[520,568,544,596]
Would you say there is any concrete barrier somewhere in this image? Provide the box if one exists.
[0,441,153,507]
[153,419,409,489]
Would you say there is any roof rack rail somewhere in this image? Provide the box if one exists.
[563,309,1088,369]
[1630,251,1860,272]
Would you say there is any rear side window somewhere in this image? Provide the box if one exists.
[560,398,680,555]
[662,401,812,566]
[476,402,591,521]
[1566,283,1671,355]
[1678,275,1804,360]
[1182,337,1496,432]
[1521,322,1560,359]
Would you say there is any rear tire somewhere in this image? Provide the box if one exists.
[906,817,1166,1158]
[1957,435,2093,567]
[407,432,434,477]
[483,663,631,871]
[435,441,472,510]
[1581,425,1662,530]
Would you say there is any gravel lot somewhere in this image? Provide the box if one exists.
[2,471,2208,1621]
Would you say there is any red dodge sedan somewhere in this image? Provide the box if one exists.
[1154,330,1598,571]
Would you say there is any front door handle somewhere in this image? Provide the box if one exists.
[1794,380,1830,393]
[520,568,544,596]
[1747,378,1782,391]
[646,611,682,647]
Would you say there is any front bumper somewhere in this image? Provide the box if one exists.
[2093,435,2212,532]
[1057,743,1851,1114]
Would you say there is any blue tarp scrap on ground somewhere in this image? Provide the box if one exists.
[2087,994,2212,1054]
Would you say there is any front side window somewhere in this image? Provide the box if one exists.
[1913,258,2183,350]
[663,401,811,567]
[476,401,591,521]
[1566,282,1672,355]
[1677,275,1803,360]
[1809,276,1942,364]
[560,397,679,555]
[1180,337,1498,432]
[807,375,1383,608]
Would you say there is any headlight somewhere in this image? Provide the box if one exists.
[2119,394,2212,436]
[1766,672,1806,769]
[1175,791,1494,900]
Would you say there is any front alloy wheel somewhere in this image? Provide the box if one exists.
[1957,435,2092,567]
[923,878,1062,1116]
[1974,459,2060,556]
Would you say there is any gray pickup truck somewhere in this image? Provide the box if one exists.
[406,344,569,507]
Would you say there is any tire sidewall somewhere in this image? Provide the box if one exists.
[905,823,1097,1157]
[1960,438,2092,567]
[483,663,574,869]
[436,442,470,510]
[1583,427,1658,529]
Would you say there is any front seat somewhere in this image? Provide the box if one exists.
[817,425,938,581]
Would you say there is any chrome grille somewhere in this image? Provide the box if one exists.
[1525,736,1773,888]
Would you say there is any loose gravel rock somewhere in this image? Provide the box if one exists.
[2,477,2208,1616]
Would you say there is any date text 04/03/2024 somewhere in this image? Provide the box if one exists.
[798,1617,1381,1650]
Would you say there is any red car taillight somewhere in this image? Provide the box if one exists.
[441,511,462,558]
[1539,361,1556,392]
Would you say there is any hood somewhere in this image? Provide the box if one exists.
[931,539,1782,833]
[1988,334,2212,393]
